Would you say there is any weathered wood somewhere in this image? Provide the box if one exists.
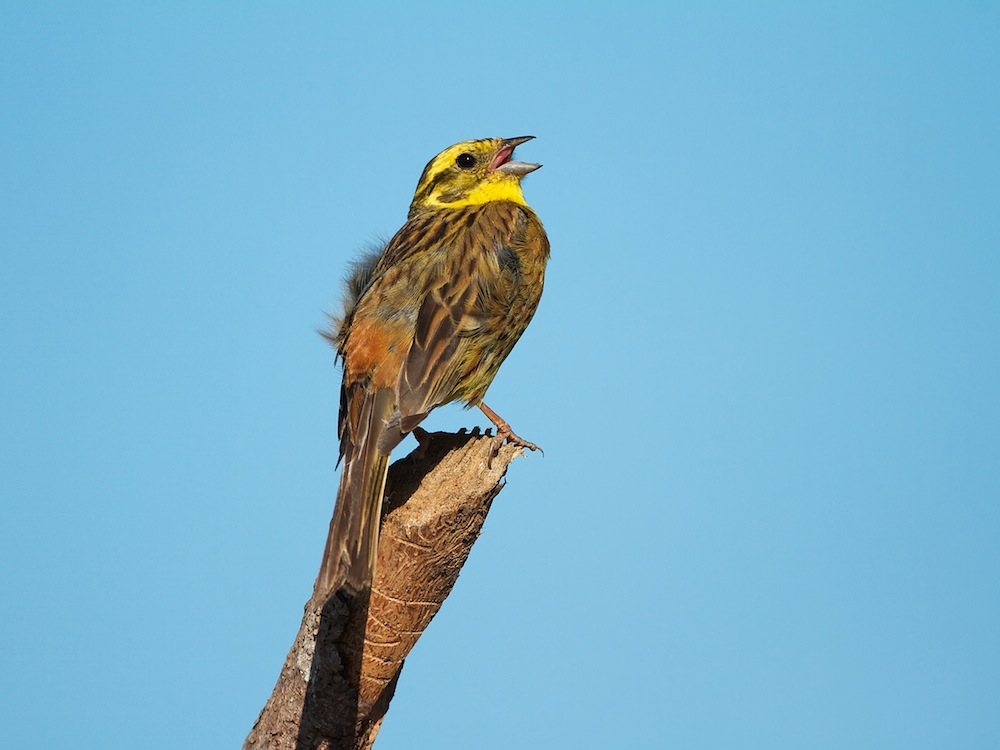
[244,430,523,750]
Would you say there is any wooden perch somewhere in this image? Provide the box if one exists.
[244,430,525,750]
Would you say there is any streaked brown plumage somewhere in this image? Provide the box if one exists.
[317,136,549,595]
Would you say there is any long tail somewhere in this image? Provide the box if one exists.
[316,386,394,597]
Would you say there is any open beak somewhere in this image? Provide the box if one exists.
[490,135,542,176]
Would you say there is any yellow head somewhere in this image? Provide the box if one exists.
[408,136,541,218]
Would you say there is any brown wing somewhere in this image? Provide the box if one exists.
[395,265,480,432]
[394,203,533,429]
[370,202,540,433]
[373,208,461,276]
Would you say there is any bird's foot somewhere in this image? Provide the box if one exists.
[478,402,543,465]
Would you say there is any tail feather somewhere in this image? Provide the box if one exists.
[316,387,394,597]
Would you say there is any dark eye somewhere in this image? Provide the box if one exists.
[455,152,477,169]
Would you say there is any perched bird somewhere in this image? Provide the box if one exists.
[317,136,550,595]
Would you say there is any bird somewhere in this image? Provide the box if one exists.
[316,136,550,596]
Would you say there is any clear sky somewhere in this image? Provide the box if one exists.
[2,4,998,748]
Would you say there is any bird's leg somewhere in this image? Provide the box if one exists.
[478,402,543,458]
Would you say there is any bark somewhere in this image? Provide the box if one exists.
[244,430,524,750]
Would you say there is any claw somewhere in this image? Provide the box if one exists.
[478,402,543,467]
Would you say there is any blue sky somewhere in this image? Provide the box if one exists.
[2,4,998,748]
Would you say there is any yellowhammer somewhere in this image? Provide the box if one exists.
[317,136,549,594]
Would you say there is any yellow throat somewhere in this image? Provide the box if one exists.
[408,136,541,217]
